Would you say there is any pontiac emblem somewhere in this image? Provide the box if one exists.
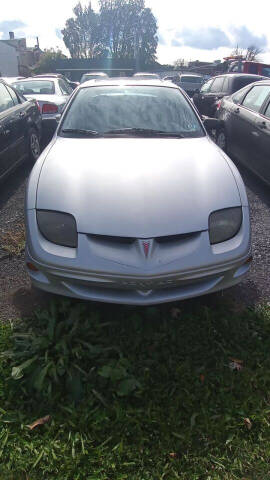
[142,241,150,258]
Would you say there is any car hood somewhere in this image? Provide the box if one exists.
[36,137,241,238]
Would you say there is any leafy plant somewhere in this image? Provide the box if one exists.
[3,300,139,403]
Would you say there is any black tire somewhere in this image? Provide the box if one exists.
[216,128,227,152]
[28,128,41,163]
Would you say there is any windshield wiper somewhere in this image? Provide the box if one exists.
[61,128,101,136]
[103,128,184,137]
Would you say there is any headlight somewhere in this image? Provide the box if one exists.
[209,207,242,245]
[37,210,77,248]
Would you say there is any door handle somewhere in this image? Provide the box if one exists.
[259,121,267,129]
[3,129,10,135]
[251,131,260,137]
[19,111,26,117]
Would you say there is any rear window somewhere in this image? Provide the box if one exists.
[181,76,202,84]
[12,80,55,95]
[262,67,270,77]
[232,77,260,93]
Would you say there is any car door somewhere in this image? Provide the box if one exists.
[5,84,29,161]
[192,79,213,114]
[250,96,270,183]
[230,84,270,171]
[0,82,18,178]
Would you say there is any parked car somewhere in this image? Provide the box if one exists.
[0,76,25,84]
[34,73,79,90]
[25,78,251,305]
[216,79,270,185]
[163,74,180,85]
[0,79,41,181]
[12,77,73,138]
[133,73,160,80]
[80,72,108,83]
[178,74,204,96]
[193,73,268,117]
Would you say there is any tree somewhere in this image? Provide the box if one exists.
[33,48,67,74]
[245,45,262,61]
[174,58,185,69]
[62,2,103,58]
[62,0,158,63]
[230,44,262,61]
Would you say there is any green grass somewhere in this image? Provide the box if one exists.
[0,299,270,479]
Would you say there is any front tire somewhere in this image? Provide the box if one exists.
[28,128,41,163]
[216,129,227,152]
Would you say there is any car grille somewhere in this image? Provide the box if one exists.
[89,232,199,245]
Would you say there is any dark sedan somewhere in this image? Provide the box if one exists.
[193,73,267,117]
[216,79,270,185]
[0,79,41,181]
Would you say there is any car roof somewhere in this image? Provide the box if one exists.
[12,77,58,83]
[82,72,108,76]
[180,73,203,77]
[213,73,268,80]
[79,77,176,89]
[34,73,61,77]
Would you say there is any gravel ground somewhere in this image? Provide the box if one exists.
[0,157,269,321]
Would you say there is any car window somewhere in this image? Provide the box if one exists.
[210,77,224,93]
[263,102,270,119]
[180,76,202,83]
[262,67,270,78]
[233,77,259,93]
[200,79,212,93]
[59,79,72,95]
[0,83,14,113]
[222,77,230,93]
[232,85,250,104]
[12,80,55,95]
[242,85,270,112]
[6,85,19,105]
[61,86,205,138]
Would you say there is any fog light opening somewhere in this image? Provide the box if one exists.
[27,262,39,272]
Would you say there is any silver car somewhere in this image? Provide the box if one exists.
[80,72,108,83]
[25,78,252,306]
[12,77,73,137]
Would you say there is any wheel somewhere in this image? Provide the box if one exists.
[28,128,41,162]
[216,129,227,152]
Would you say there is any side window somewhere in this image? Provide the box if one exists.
[6,85,19,105]
[0,83,14,113]
[242,85,270,112]
[59,79,72,95]
[200,80,212,93]
[232,85,250,104]
[263,102,270,119]
[222,77,230,93]
[210,77,224,93]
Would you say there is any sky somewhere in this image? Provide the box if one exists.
[1,0,270,65]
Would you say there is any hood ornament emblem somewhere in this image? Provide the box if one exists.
[142,241,150,258]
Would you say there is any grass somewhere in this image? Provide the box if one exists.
[0,299,270,479]
[0,223,25,256]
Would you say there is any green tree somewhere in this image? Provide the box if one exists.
[62,0,158,63]
[33,48,66,74]
[62,2,103,58]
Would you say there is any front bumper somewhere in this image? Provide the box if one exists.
[25,208,252,305]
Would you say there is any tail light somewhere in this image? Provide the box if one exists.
[216,100,222,111]
[42,103,58,114]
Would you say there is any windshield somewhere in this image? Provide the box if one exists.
[12,80,55,95]
[60,86,204,138]
[262,67,270,78]
[180,77,203,84]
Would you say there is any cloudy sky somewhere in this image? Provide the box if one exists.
[1,0,270,65]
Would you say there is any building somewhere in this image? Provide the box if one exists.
[0,32,42,77]
[0,39,18,76]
